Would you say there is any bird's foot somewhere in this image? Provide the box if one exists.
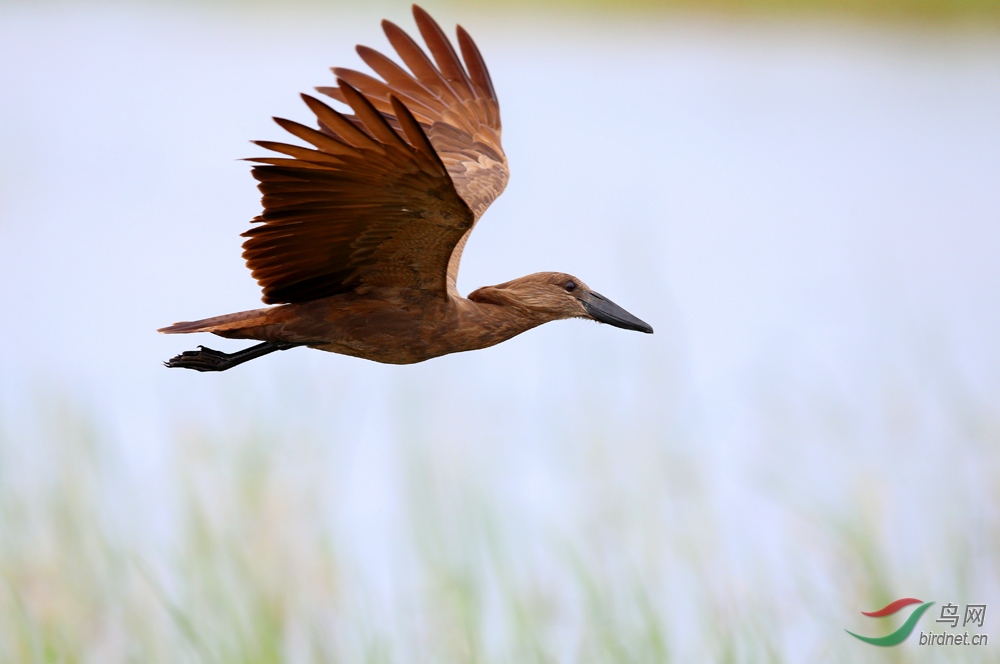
[164,341,304,372]
[164,346,237,372]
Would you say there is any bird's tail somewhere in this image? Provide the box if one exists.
[158,307,275,337]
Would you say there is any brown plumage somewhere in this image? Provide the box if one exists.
[160,5,651,372]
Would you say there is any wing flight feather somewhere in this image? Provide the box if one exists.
[243,5,507,303]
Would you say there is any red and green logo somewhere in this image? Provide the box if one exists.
[846,598,935,646]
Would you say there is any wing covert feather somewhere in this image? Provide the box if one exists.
[243,82,474,304]
[245,6,507,303]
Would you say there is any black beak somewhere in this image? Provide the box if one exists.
[581,292,654,334]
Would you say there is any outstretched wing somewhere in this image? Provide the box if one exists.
[243,6,507,303]
[315,4,508,292]
[242,86,474,304]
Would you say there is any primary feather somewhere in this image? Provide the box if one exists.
[243,5,508,304]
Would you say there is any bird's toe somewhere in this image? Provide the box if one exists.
[165,347,230,371]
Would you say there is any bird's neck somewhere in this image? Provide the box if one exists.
[455,296,552,351]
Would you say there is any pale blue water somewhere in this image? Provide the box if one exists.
[1,4,999,659]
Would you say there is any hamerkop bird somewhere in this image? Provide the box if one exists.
[160,5,652,371]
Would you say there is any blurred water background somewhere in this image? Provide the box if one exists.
[1,0,999,661]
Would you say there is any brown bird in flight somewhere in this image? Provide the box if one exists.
[161,5,652,371]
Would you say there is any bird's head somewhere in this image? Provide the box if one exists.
[468,272,653,333]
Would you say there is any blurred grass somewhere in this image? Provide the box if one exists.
[5,0,997,24]
[1,357,996,662]
[458,0,1000,23]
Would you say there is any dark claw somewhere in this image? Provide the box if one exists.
[165,346,231,372]
[164,341,305,372]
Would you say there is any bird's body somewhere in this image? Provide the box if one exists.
[161,5,651,371]
[166,274,575,365]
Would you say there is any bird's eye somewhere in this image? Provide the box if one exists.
[564,281,577,293]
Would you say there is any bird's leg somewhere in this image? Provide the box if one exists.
[164,341,305,372]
